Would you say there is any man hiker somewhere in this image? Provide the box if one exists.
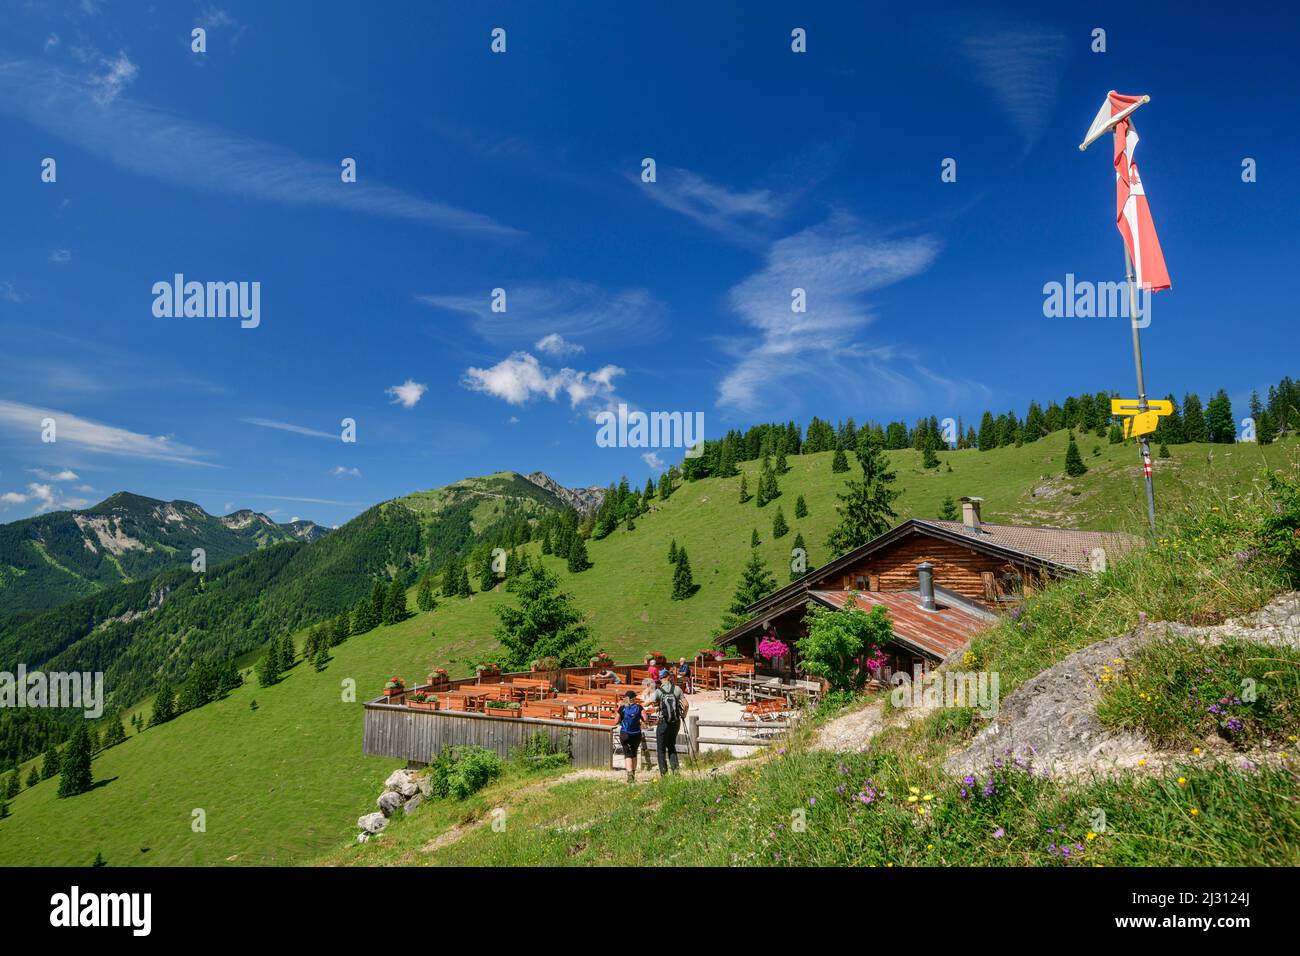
[652,674,688,776]
[616,690,645,783]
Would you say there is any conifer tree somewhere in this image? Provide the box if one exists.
[719,550,777,631]
[1183,392,1208,442]
[772,506,789,539]
[643,477,656,502]
[3,768,18,800]
[751,528,761,547]
[978,411,999,450]
[312,641,330,672]
[826,436,900,558]
[790,531,809,581]
[738,472,750,503]
[1206,389,1235,443]
[831,444,849,473]
[40,744,60,780]
[1064,431,1088,477]
[331,609,351,646]
[1158,442,1170,458]
[567,535,591,573]
[256,644,281,688]
[921,436,940,470]
[668,538,678,563]
[416,574,436,612]
[102,714,127,749]
[541,530,553,555]
[150,683,176,726]
[384,576,409,622]
[775,448,789,474]
[369,579,386,624]
[56,725,93,799]
[26,766,39,789]
[671,547,695,600]
[939,495,959,521]
[1256,409,1277,445]
[795,494,808,518]
[278,633,295,669]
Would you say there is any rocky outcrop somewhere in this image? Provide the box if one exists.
[945,592,1300,778]
[356,768,426,843]
[525,472,604,513]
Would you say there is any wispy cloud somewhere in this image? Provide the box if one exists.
[641,451,664,470]
[0,281,20,303]
[0,60,520,237]
[462,352,624,417]
[636,166,785,242]
[960,22,1069,152]
[0,400,213,466]
[331,465,361,478]
[241,418,336,440]
[49,248,71,264]
[28,467,79,481]
[717,217,944,412]
[88,51,137,104]
[534,333,583,357]
[417,280,665,346]
[187,488,368,507]
[386,380,427,408]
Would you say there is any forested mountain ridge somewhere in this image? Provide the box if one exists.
[0,491,328,624]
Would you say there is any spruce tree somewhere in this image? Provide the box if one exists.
[775,448,789,474]
[102,714,127,749]
[1257,409,1277,445]
[256,644,281,688]
[772,506,789,539]
[671,547,695,600]
[312,641,330,672]
[751,528,761,547]
[921,437,940,470]
[369,579,386,624]
[40,744,60,780]
[331,609,351,646]
[278,633,295,670]
[25,766,39,789]
[831,444,849,473]
[1158,442,1170,458]
[3,768,18,800]
[795,494,808,518]
[416,574,436,612]
[567,535,591,573]
[150,684,176,726]
[477,555,498,593]
[541,530,553,555]
[1183,392,1208,442]
[493,563,595,669]
[668,538,678,564]
[1064,432,1088,476]
[939,495,959,521]
[978,411,999,450]
[826,436,900,558]
[719,550,777,630]
[738,472,750,503]
[382,576,408,624]
[1206,389,1235,443]
[790,531,808,581]
[56,725,93,799]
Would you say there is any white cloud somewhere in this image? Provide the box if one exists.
[534,333,584,357]
[718,218,943,412]
[1,281,21,303]
[29,467,79,481]
[88,51,138,105]
[44,34,61,53]
[0,60,519,237]
[417,280,664,346]
[241,417,336,439]
[462,352,624,416]
[49,249,71,264]
[0,481,90,514]
[386,380,427,408]
[641,452,665,470]
[331,465,361,478]
[0,400,213,465]
[961,23,1069,152]
[637,167,785,241]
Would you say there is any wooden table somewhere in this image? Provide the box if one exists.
[444,686,498,712]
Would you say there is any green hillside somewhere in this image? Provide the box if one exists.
[0,433,1295,866]
[0,492,327,624]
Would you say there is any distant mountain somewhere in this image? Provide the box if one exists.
[0,492,327,624]
[524,472,605,513]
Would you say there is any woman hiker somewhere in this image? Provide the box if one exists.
[616,690,645,783]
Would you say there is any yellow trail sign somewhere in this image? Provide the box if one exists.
[1111,398,1173,417]
[1123,410,1161,438]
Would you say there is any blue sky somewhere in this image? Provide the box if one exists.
[1,1,1296,527]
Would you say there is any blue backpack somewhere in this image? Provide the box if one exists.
[618,703,643,735]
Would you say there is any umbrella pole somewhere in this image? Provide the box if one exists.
[1125,248,1158,536]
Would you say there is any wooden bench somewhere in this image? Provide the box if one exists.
[742,698,788,722]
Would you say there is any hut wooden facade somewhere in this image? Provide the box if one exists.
[715,497,1138,680]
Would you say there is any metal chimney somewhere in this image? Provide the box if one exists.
[917,561,936,611]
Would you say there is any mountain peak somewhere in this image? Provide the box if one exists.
[524,472,605,513]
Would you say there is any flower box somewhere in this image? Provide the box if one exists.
[485,701,521,718]
[383,676,406,697]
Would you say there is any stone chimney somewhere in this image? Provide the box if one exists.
[961,496,983,533]
[917,561,936,611]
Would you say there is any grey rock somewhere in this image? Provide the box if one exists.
[377,790,403,816]
[402,793,424,815]
[357,812,389,834]
[384,769,419,797]
[357,833,370,844]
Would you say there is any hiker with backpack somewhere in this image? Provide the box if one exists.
[652,673,688,776]
[616,690,645,783]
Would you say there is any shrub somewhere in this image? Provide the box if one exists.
[426,746,504,800]
[513,731,570,772]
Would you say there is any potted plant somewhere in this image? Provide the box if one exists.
[383,677,406,698]
[590,651,613,666]
[532,655,561,673]
[427,668,450,688]
[646,651,667,666]
[406,692,437,711]
[485,700,521,718]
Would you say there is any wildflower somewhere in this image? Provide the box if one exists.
[922,794,934,802]
[1086,832,1097,841]
[1189,808,1200,817]
[1192,747,1201,755]
[1137,759,1147,767]
[808,797,816,806]
[777,747,786,756]
[836,785,846,794]
[1288,735,1297,744]
[908,786,920,795]
[907,795,919,803]
[1177,777,1187,787]
[992,827,1005,839]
